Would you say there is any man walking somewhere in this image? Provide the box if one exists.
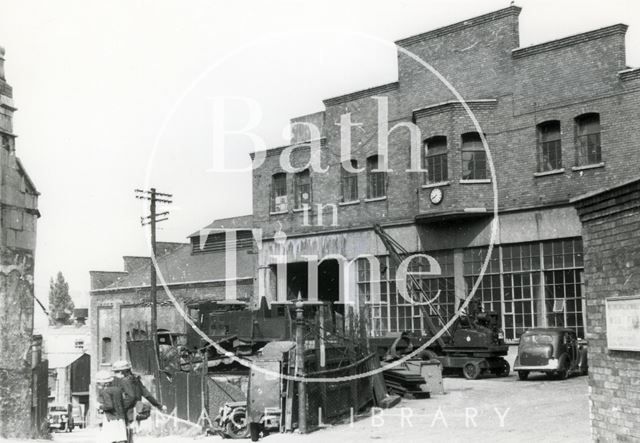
[112,360,167,443]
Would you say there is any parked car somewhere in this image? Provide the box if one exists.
[47,405,74,432]
[514,328,588,380]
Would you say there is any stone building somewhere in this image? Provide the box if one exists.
[250,6,640,341]
[0,46,41,437]
[572,178,640,440]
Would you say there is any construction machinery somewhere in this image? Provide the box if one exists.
[373,224,510,380]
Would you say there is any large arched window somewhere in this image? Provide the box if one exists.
[423,136,448,184]
[575,113,601,166]
[294,169,311,209]
[341,159,359,202]
[271,173,288,212]
[461,132,487,180]
[367,155,386,199]
[537,121,562,172]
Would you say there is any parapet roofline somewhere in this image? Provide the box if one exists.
[395,5,521,47]
[413,99,497,119]
[512,24,628,59]
[249,137,327,159]
[570,176,640,204]
[323,82,399,107]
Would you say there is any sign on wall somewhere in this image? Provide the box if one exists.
[606,295,640,352]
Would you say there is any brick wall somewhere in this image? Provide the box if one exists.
[251,6,640,242]
[574,179,640,441]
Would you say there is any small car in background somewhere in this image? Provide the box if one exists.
[514,328,588,380]
[47,405,74,432]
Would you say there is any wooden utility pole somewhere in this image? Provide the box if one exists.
[295,293,307,433]
[135,188,172,354]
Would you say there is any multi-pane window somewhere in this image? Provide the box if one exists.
[537,120,562,172]
[575,113,601,166]
[294,169,311,209]
[358,251,454,336]
[461,132,487,180]
[411,251,455,327]
[502,243,542,339]
[271,173,288,212]
[74,339,84,350]
[423,136,448,184]
[543,239,584,337]
[341,159,359,202]
[464,239,585,340]
[464,247,502,317]
[366,155,386,199]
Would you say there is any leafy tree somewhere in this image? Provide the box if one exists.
[48,272,74,325]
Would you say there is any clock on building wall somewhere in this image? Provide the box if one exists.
[430,187,443,205]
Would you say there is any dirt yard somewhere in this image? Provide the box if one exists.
[33,369,590,443]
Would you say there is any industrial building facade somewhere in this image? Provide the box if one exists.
[250,6,640,341]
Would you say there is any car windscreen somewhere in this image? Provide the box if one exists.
[521,334,554,344]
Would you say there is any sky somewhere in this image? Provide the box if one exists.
[0,0,638,329]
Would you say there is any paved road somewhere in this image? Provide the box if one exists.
[42,371,589,443]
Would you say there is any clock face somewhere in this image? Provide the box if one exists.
[430,187,443,205]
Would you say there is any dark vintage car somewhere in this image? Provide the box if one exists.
[513,328,588,380]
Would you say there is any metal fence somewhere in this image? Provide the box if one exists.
[305,352,376,429]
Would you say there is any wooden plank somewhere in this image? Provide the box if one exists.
[378,394,401,409]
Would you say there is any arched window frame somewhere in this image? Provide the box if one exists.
[423,136,448,184]
[536,120,562,172]
[366,155,387,199]
[461,132,488,180]
[270,172,288,213]
[294,169,312,209]
[575,113,601,166]
[340,159,359,202]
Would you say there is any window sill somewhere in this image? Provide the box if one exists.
[572,162,605,172]
[364,196,387,203]
[339,200,360,206]
[534,168,565,177]
[459,179,491,184]
[422,181,450,189]
[269,210,288,216]
[292,207,310,213]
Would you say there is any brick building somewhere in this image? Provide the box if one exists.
[573,178,640,440]
[0,46,41,437]
[250,6,640,342]
[89,216,255,418]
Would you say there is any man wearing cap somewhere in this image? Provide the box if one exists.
[95,370,127,443]
[112,360,166,443]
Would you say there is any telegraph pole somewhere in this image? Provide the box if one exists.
[135,188,172,354]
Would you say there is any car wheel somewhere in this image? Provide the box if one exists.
[517,370,529,381]
[225,407,250,439]
[497,361,510,377]
[556,357,570,380]
[462,362,481,380]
